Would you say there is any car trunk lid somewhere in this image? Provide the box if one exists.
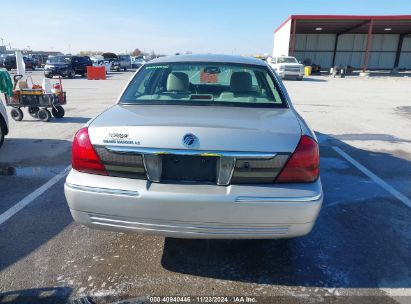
[88,104,301,152]
[87,104,302,185]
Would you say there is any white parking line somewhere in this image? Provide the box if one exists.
[381,288,411,297]
[332,146,411,209]
[0,165,71,225]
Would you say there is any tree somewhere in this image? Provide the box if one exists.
[131,48,142,56]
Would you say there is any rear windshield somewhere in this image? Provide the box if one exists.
[120,62,286,107]
[78,57,91,63]
[47,56,72,64]
[277,57,298,64]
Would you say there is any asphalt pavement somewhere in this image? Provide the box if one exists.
[0,70,410,304]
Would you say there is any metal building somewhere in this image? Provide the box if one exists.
[273,15,411,70]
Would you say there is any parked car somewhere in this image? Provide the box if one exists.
[31,54,49,68]
[91,56,112,73]
[0,98,9,148]
[91,56,104,66]
[4,55,36,71]
[44,55,92,78]
[267,56,304,80]
[131,56,146,69]
[118,54,132,71]
[64,54,322,239]
[102,53,121,72]
[109,60,121,72]
[3,56,16,70]
[24,57,35,70]
[0,55,7,67]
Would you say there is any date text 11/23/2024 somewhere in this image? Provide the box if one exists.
[148,296,257,303]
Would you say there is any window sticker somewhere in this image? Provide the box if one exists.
[146,65,169,69]
[200,71,218,83]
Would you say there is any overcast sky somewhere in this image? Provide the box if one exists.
[1,0,410,55]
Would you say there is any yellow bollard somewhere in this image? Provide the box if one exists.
[304,66,312,76]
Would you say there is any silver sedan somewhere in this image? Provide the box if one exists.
[64,54,322,239]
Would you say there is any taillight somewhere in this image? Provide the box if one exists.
[276,135,319,183]
[72,127,107,175]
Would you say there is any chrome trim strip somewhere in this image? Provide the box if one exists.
[105,145,277,159]
[235,193,322,203]
[90,216,288,232]
[91,222,288,235]
[66,183,139,197]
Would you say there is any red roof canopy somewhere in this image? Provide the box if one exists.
[275,15,411,35]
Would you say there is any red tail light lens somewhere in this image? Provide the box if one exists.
[72,127,107,175]
[276,135,319,183]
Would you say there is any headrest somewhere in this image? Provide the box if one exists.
[167,72,189,92]
[230,72,252,92]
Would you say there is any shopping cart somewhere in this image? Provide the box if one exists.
[4,75,67,122]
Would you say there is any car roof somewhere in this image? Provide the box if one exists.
[149,54,267,66]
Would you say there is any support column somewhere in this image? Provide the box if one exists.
[331,33,340,67]
[362,19,374,72]
[394,34,405,68]
[290,19,297,56]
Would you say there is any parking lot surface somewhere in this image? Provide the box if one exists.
[0,71,410,303]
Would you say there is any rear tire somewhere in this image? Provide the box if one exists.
[11,108,23,121]
[68,71,75,79]
[297,76,303,81]
[38,109,51,122]
[51,106,65,118]
[45,74,53,79]
[28,106,40,118]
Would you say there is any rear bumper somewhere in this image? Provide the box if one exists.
[45,70,70,76]
[64,170,323,239]
[278,71,304,78]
